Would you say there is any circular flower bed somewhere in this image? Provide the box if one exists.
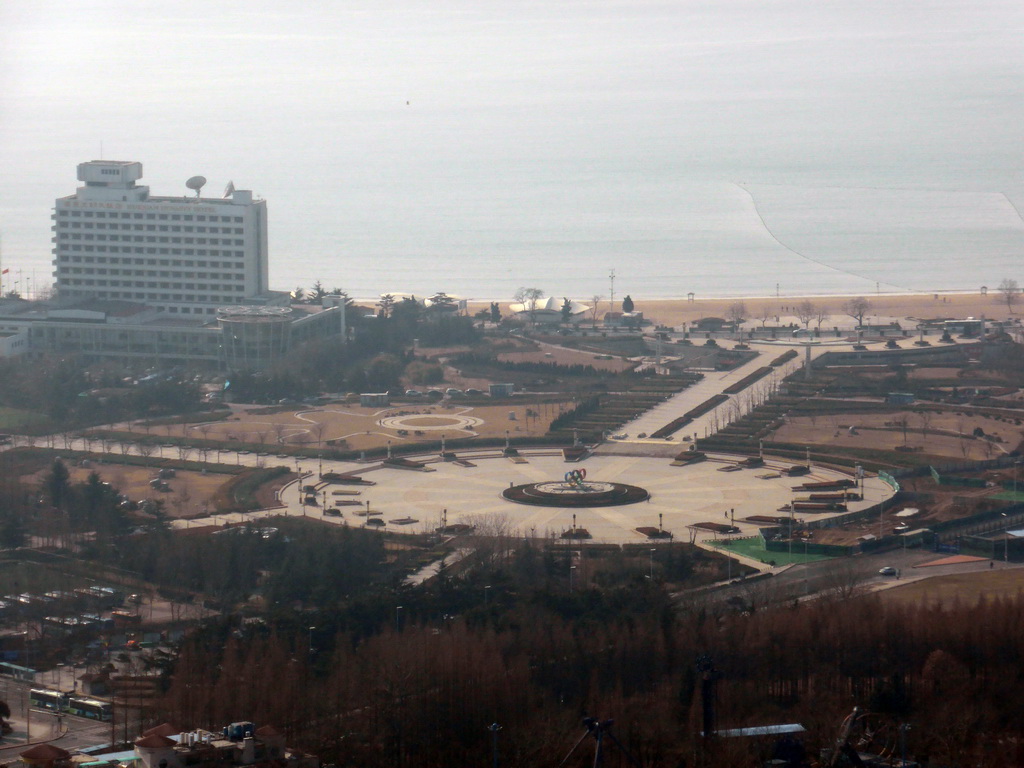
[502,480,649,507]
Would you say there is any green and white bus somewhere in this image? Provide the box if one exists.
[67,696,112,721]
[29,688,68,711]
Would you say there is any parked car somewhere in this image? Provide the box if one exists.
[878,566,898,576]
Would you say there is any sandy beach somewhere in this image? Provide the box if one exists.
[475,290,1021,330]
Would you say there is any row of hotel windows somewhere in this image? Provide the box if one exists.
[58,210,244,223]
[58,222,243,234]
[58,235,245,247]
[62,268,243,282]
[57,246,245,258]
[57,256,243,268]
[56,293,232,315]
[61,278,244,292]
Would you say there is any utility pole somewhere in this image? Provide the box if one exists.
[609,269,616,314]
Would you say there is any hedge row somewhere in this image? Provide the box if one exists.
[650,394,730,439]
[770,349,799,367]
[722,366,773,395]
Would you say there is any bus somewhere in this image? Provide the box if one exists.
[29,689,68,711]
[67,696,112,721]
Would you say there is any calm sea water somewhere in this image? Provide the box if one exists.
[2,0,1024,301]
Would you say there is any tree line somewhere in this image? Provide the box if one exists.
[145,536,1024,768]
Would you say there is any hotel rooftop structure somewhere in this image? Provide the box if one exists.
[0,161,344,370]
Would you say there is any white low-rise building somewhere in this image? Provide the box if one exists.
[509,296,590,324]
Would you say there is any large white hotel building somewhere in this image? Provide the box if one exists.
[0,161,344,369]
[53,160,272,315]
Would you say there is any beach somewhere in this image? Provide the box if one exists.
[474,290,1021,330]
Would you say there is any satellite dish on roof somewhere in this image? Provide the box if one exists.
[185,175,207,198]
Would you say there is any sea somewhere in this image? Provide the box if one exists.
[2,0,1024,303]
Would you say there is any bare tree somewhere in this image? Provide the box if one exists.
[796,300,815,328]
[471,513,517,568]
[171,487,192,519]
[917,409,933,437]
[822,559,867,600]
[814,305,831,330]
[514,287,545,326]
[956,415,971,459]
[893,417,909,443]
[726,301,747,326]
[759,305,775,328]
[842,296,872,328]
[589,295,603,327]
[997,278,1020,314]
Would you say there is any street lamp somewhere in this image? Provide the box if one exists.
[489,722,502,768]
[789,503,795,556]
[484,585,491,606]
[649,548,655,580]
[308,626,315,654]
[570,565,577,592]
[396,606,403,630]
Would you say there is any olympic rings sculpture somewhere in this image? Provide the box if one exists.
[564,468,587,485]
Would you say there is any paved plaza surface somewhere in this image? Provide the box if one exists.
[232,450,893,545]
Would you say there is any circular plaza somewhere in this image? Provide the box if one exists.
[280,450,894,544]
[377,413,484,432]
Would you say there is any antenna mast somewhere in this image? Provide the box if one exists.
[609,269,616,314]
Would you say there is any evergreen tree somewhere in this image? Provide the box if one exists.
[561,297,573,323]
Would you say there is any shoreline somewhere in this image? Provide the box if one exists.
[454,288,1017,328]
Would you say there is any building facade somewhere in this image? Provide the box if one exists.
[53,161,274,316]
[0,161,351,370]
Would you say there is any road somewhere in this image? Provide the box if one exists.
[690,548,1024,610]
[0,677,129,759]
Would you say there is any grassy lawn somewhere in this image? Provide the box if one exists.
[0,406,49,430]
[991,491,1024,503]
[710,536,834,566]
[878,568,1024,607]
